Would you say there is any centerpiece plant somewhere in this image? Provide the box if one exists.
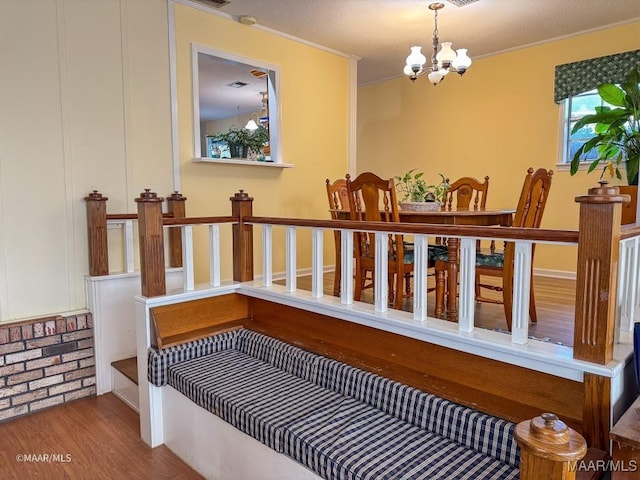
[569,67,640,185]
[395,169,449,203]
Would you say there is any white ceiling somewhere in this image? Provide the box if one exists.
[202,0,640,85]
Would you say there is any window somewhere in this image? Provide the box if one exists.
[561,89,614,166]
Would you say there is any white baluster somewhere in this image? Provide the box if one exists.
[413,235,428,322]
[374,232,388,313]
[634,237,640,326]
[511,241,532,344]
[182,225,194,291]
[262,225,273,287]
[458,237,476,333]
[209,224,220,287]
[312,228,323,298]
[286,226,296,292]
[617,238,631,336]
[340,230,354,305]
[124,220,134,273]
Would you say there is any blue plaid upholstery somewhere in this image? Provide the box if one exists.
[147,330,237,386]
[168,349,344,451]
[160,328,520,478]
[432,247,505,268]
[282,397,518,480]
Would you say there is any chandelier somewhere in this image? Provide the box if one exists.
[403,2,472,86]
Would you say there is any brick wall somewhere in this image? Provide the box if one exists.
[0,312,95,422]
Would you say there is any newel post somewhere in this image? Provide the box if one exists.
[230,190,254,282]
[515,413,587,480]
[166,191,187,268]
[136,189,166,297]
[574,181,629,364]
[84,190,109,276]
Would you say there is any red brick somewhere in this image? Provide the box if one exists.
[62,330,93,342]
[45,320,56,336]
[49,380,82,396]
[26,335,61,349]
[0,404,28,421]
[9,327,21,342]
[5,349,41,365]
[33,322,45,338]
[0,342,24,355]
[82,377,96,387]
[0,364,25,377]
[21,325,33,340]
[64,366,95,381]
[77,339,94,349]
[0,328,9,344]
[11,389,48,406]
[28,374,63,390]
[64,386,95,402]
[44,361,78,376]
[79,357,95,368]
[26,356,60,370]
[0,384,28,398]
[76,315,87,330]
[7,369,42,385]
[87,315,93,329]
[61,348,93,363]
[56,319,66,334]
[0,398,10,409]
[30,395,63,412]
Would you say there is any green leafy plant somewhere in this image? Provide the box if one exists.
[211,125,269,158]
[570,67,640,185]
[395,170,449,202]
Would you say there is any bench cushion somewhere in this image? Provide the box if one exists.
[147,330,237,386]
[168,349,344,452]
[282,397,519,480]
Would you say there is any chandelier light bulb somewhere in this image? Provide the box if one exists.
[436,42,456,68]
[452,48,472,73]
[428,69,444,85]
[244,119,259,131]
[406,46,427,71]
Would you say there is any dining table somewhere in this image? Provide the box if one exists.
[331,206,515,322]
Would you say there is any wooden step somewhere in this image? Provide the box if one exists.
[111,357,137,385]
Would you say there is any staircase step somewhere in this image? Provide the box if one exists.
[111,357,137,385]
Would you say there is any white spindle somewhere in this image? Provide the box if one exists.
[340,230,354,305]
[262,225,273,287]
[124,220,134,273]
[286,226,297,292]
[209,224,220,287]
[413,235,428,321]
[458,237,476,333]
[618,237,638,333]
[311,228,323,298]
[374,232,388,313]
[511,241,532,344]
[634,236,640,327]
[182,225,194,291]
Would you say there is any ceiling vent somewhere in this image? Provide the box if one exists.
[227,81,248,88]
[193,0,230,8]
[446,0,479,6]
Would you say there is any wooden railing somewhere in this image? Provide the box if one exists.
[84,189,187,276]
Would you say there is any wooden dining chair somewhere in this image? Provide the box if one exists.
[443,176,490,211]
[434,168,553,330]
[346,172,413,310]
[326,178,350,296]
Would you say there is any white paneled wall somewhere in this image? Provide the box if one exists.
[0,0,173,322]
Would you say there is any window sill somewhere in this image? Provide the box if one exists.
[193,157,294,168]
[555,162,604,173]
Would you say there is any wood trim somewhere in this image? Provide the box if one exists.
[163,215,236,226]
[231,192,254,282]
[136,190,166,297]
[85,191,109,276]
[610,395,640,478]
[151,294,249,348]
[246,297,585,431]
[583,373,612,451]
[166,192,187,268]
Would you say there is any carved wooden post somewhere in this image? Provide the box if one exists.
[230,190,254,282]
[84,190,109,276]
[574,181,628,364]
[515,413,587,480]
[136,189,166,297]
[166,191,187,268]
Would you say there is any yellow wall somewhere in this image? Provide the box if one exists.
[358,22,640,274]
[174,4,350,281]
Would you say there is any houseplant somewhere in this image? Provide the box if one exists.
[569,67,640,185]
[211,125,270,159]
[395,170,449,211]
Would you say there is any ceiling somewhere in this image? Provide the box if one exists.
[200,0,640,85]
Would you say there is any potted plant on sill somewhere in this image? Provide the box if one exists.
[210,125,270,160]
[395,169,449,211]
[569,67,640,186]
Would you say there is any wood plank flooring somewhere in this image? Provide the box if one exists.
[277,272,577,347]
[0,393,203,480]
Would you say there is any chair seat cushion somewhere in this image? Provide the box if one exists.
[282,397,519,480]
[432,248,505,268]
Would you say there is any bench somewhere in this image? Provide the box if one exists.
[148,328,520,479]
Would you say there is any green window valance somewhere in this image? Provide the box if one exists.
[554,49,640,103]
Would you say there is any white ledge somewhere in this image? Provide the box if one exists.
[193,157,294,168]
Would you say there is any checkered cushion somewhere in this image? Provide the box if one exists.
[147,330,237,386]
[316,356,519,467]
[282,397,519,480]
[168,349,344,451]
[432,248,505,268]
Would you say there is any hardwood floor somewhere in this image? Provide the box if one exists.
[0,394,203,480]
[278,272,577,347]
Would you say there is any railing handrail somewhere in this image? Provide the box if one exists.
[246,216,579,244]
[620,223,640,239]
[163,215,237,226]
[107,213,178,221]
